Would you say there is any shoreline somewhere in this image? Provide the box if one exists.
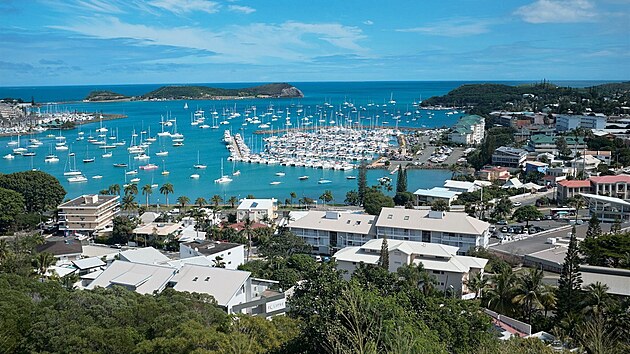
[0,113,127,137]
[68,95,305,104]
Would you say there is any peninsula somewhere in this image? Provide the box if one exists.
[83,83,304,102]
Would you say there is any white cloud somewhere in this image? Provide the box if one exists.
[50,17,367,64]
[363,20,374,25]
[227,5,255,14]
[147,0,220,14]
[397,19,490,37]
[515,0,597,23]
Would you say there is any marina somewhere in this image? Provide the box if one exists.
[0,82,464,201]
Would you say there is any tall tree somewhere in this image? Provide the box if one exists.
[585,214,602,240]
[0,187,25,232]
[319,190,333,206]
[33,252,55,276]
[108,183,121,196]
[124,183,138,196]
[512,205,543,228]
[176,195,190,211]
[569,195,585,223]
[491,197,513,221]
[227,196,238,208]
[141,184,152,207]
[378,236,389,270]
[290,192,297,207]
[610,217,622,234]
[395,164,407,193]
[556,226,583,322]
[121,194,138,215]
[357,162,368,206]
[363,187,394,215]
[159,183,174,207]
[0,171,66,213]
[240,218,255,261]
[194,197,207,208]
[484,267,516,316]
[431,199,450,211]
[512,267,544,324]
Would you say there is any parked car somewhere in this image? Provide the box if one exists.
[497,220,508,225]
[513,202,522,207]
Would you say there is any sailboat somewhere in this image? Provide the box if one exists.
[214,159,232,183]
[63,153,82,176]
[193,151,207,169]
[44,144,59,163]
[184,102,188,110]
[102,147,112,158]
[232,161,240,176]
[83,144,95,163]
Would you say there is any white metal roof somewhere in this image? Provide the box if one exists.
[237,198,276,210]
[580,193,630,206]
[376,207,489,236]
[119,247,170,265]
[413,187,460,199]
[171,264,251,306]
[72,257,106,270]
[288,211,376,235]
[86,260,176,295]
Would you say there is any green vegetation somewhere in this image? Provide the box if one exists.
[511,205,543,227]
[580,231,630,268]
[363,186,394,215]
[84,90,130,101]
[0,171,66,214]
[142,83,303,100]
[422,81,630,116]
[465,126,516,169]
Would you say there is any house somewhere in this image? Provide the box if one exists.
[36,240,83,264]
[180,240,245,270]
[585,150,612,165]
[556,179,592,202]
[477,167,511,182]
[502,178,524,189]
[413,187,460,206]
[524,161,549,175]
[375,208,491,254]
[237,198,278,222]
[333,239,488,297]
[443,180,482,193]
[492,146,528,168]
[132,222,181,244]
[71,257,106,276]
[287,211,377,255]
[57,194,120,235]
[569,155,601,172]
[87,261,286,316]
[555,115,607,132]
[448,115,485,145]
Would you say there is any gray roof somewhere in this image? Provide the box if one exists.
[183,240,243,256]
[375,208,489,236]
[86,260,176,295]
[581,265,630,297]
[171,264,250,306]
[59,194,118,208]
[36,240,83,257]
[72,257,106,270]
[119,247,170,265]
[288,211,376,235]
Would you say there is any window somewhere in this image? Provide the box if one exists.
[404,216,409,220]
[228,252,231,255]
[387,214,393,219]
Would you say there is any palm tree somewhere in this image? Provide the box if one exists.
[290,192,297,206]
[465,272,488,299]
[319,190,333,206]
[108,184,121,196]
[512,267,545,323]
[212,255,226,268]
[581,282,614,318]
[159,183,174,207]
[141,184,152,207]
[124,183,138,196]
[569,195,585,223]
[227,196,238,208]
[484,267,516,316]
[177,195,190,212]
[211,194,223,207]
[195,197,207,208]
[539,283,557,317]
[34,252,55,276]
[122,194,139,215]
[240,218,255,261]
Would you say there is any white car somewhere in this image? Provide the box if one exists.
[513,202,522,207]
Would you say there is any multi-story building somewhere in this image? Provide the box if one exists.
[413,187,460,206]
[287,211,376,255]
[528,135,586,154]
[477,166,511,182]
[375,208,490,254]
[491,146,528,168]
[555,115,607,132]
[590,175,630,200]
[58,194,120,235]
[334,239,488,297]
[448,115,485,145]
[237,198,278,222]
[569,155,601,172]
[556,180,593,202]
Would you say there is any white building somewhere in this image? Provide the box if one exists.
[333,239,488,297]
[237,198,278,222]
[448,115,485,145]
[569,154,601,172]
[375,208,490,254]
[58,194,120,235]
[413,187,460,206]
[180,240,245,270]
[555,115,607,132]
[492,146,528,168]
[288,211,376,255]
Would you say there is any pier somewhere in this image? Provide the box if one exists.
[253,125,431,135]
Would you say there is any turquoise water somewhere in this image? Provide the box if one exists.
[0,81,495,202]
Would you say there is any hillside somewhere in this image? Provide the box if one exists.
[84,90,130,101]
[141,83,304,100]
[421,81,630,115]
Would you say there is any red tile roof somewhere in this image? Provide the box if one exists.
[558,180,591,188]
[589,174,630,184]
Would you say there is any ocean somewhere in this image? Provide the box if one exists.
[0,81,607,203]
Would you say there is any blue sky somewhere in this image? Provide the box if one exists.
[0,0,628,86]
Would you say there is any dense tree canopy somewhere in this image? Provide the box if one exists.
[0,171,65,213]
[0,187,24,232]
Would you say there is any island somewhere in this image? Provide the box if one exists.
[83,83,304,102]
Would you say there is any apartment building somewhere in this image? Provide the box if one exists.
[180,240,245,270]
[555,115,607,132]
[492,146,528,168]
[237,198,278,222]
[528,135,586,154]
[556,180,592,202]
[448,115,485,145]
[334,238,488,297]
[58,194,120,234]
[556,174,630,203]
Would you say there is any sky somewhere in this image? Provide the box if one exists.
[0,0,628,86]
